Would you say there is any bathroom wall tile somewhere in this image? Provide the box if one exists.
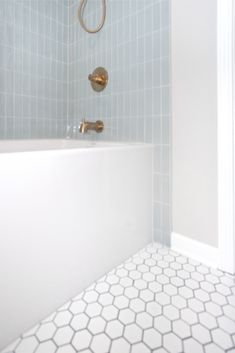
[161,58,170,86]
[154,229,164,245]
[161,86,170,116]
[162,174,170,205]
[162,145,170,175]
[162,115,170,145]
[0,0,69,139]
[154,145,162,173]
[161,0,171,28]
[161,28,170,57]
[154,174,162,202]
[154,202,162,231]
[162,204,171,234]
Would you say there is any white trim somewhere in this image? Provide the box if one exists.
[171,232,219,269]
[217,0,235,273]
[234,0,235,274]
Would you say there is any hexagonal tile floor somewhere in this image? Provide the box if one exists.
[1,243,235,353]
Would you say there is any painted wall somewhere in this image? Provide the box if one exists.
[0,0,68,139]
[69,0,171,244]
[172,0,218,247]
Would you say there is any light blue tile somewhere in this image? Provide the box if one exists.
[144,116,153,142]
[154,229,164,244]
[161,28,170,57]
[152,31,161,59]
[162,204,171,234]
[153,146,161,174]
[152,2,161,31]
[161,145,170,175]
[0,117,6,139]
[154,174,162,202]
[154,202,162,230]
[161,57,170,86]
[162,86,170,115]
[161,0,170,28]
[162,175,170,204]
[162,115,170,145]
[153,87,161,115]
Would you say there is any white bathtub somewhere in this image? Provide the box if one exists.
[0,139,153,350]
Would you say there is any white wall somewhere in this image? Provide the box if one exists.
[172,0,218,247]
[233,1,235,271]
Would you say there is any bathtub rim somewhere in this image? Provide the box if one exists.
[0,139,154,155]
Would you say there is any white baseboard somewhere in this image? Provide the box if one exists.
[171,232,220,269]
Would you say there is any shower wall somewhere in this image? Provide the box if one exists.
[0,0,68,139]
[68,0,171,244]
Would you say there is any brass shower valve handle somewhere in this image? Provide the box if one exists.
[88,73,106,86]
[88,67,108,92]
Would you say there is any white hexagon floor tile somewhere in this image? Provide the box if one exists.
[1,243,235,353]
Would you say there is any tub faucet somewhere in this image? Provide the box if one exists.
[79,119,104,134]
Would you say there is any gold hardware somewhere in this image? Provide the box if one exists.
[88,67,108,92]
[79,120,104,134]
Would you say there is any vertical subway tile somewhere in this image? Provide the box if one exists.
[154,202,162,231]
[160,57,170,86]
[0,0,69,139]
[154,174,162,202]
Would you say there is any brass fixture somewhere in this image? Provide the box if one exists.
[79,119,104,134]
[88,67,108,92]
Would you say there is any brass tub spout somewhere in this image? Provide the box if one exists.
[79,120,104,134]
